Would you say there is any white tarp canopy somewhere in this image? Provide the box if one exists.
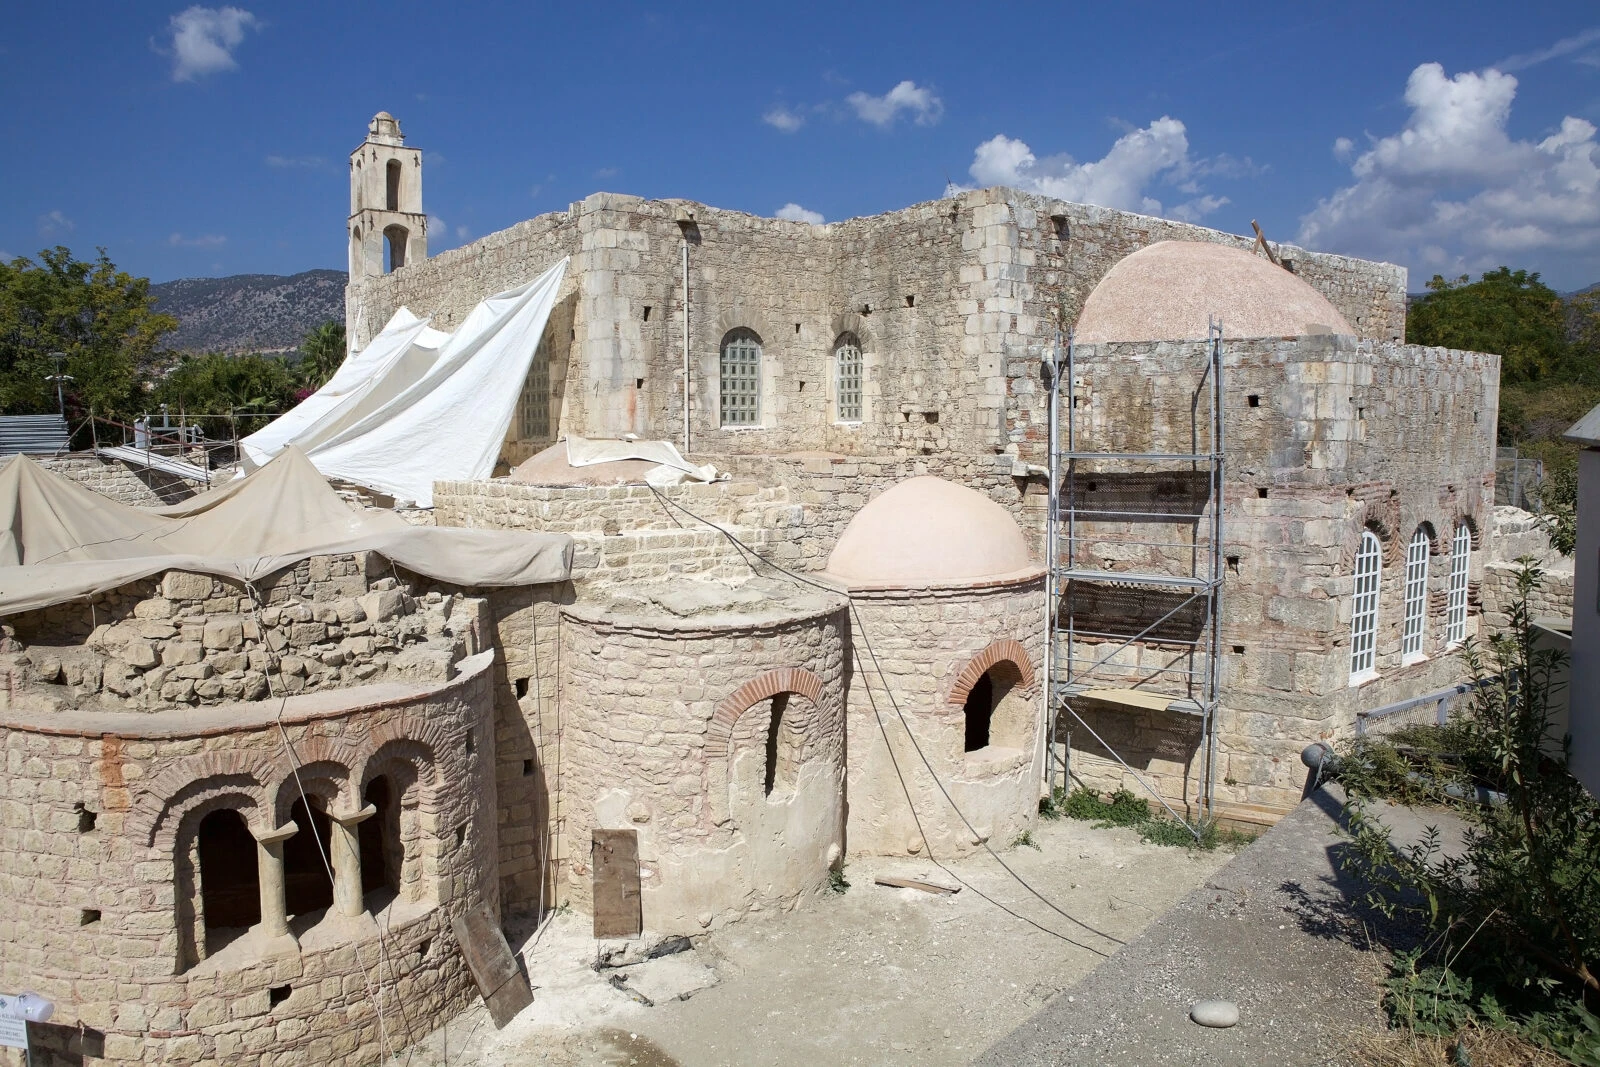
[0,447,573,616]
[565,435,719,487]
[243,257,569,507]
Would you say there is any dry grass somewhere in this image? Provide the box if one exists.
[1350,1026,1570,1067]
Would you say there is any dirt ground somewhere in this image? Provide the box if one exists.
[403,816,1238,1067]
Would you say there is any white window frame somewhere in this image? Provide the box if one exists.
[719,330,762,428]
[835,334,863,423]
[1402,527,1430,663]
[1350,530,1381,684]
[1446,524,1470,645]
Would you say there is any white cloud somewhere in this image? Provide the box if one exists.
[847,80,943,128]
[1297,62,1600,283]
[168,233,226,247]
[1494,27,1600,72]
[1333,136,1355,160]
[266,154,325,168]
[594,166,619,179]
[763,105,805,133]
[168,6,258,82]
[958,117,1229,220]
[775,203,825,224]
[36,210,74,237]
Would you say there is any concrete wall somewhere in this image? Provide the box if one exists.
[0,655,497,1067]
[556,595,847,934]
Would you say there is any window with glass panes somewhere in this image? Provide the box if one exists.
[835,334,862,422]
[1447,524,1470,645]
[1350,530,1381,680]
[1402,527,1430,659]
[720,330,761,426]
[516,333,552,441]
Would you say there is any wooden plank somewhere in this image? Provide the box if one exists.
[874,875,960,895]
[592,829,643,939]
[450,902,533,1028]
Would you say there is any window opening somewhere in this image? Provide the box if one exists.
[197,809,260,946]
[1403,527,1429,659]
[360,776,401,899]
[763,694,789,797]
[720,329,761,426]
[835,333,862,422]
[283,796,334,917]
[383,224,408,273]
[385,160,401,211]
[964,672,994,752]
[1447,524,1470,645]
[1350,530,1381,680]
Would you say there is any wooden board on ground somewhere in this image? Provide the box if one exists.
[451,902,533,1028]
[593,828,643,938]
[874,875,961,895]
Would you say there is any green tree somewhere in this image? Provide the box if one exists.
[150,352,299,437]
[296,320,346,391]
[0,247,177,421]
[1407,268,1572,383]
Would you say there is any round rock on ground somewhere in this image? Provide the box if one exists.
[1190,999,1240,1028]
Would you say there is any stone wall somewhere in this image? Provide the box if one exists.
[348,188,1407,462]
[556,582,848,934]
[1481,506,1575,632]
[1,556,489,714]
[38,453,197,506]
[0,654,497,1067]
[844,577,1045,859]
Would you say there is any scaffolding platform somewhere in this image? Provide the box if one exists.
[97,444,213,484]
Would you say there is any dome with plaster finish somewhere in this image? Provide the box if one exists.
[824,476,1040,588]
[1075,241,1354,343]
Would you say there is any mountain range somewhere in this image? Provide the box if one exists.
[150,269,345,354]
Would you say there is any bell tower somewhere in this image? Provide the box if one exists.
[348,112,427,280]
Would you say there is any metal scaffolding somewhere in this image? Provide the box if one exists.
[1043,323,1225,831]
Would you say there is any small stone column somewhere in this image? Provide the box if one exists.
[251,822,300,954]
[329,803,376,918]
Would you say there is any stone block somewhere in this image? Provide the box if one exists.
[123,640,158,669]
[132,598,175,620]
[361,589,406,623]
[162,572,212,601]
[289,622,328,648]
[202,618,243,650]
[161,642,204,666]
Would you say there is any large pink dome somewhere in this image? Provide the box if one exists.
[823,477,1040,588]
[1075,240,1354,343]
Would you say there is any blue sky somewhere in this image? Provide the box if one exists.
[2,1,1598,290]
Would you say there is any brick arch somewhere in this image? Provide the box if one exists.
[130,751,272,848]
[706,667,825,759]
[946,639,1037,707]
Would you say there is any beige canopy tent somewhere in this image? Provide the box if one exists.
[0,447,573,616]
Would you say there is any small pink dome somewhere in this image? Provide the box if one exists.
[1075,240,1354,343]
[824,477,1039,588]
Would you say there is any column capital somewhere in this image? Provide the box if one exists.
[252,822,298,845]
[330,802,377,826]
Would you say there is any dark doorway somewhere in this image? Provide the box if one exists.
[283,796,334,917]
[198,809,259,945]
[385,159,401,211]
[763,694,789,797]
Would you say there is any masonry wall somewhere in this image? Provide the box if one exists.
[556,600,847,934]
[2,556,489,713]
[349,188,1407,463]
[0,656,497,1067]
[38,454,196,507]
[844,578,1045,859]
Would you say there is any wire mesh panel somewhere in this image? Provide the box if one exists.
[1402,527,1429,659]
[1351,530,1382,679]
[1447,524,1470,645]
[720,330,761,427]
[835,334,862,422]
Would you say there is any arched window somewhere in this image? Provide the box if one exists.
[359,776,402,902]
[383,224,409,273]
[385,159,402,211]
[1350,530,1382,681]
[197,809,259,952]
[283,796,334,918]
[835,333,862,422]
[1402,527,1430,661]
[1447,524,1471,645]
[962,661,1029,755]
[719,329,761,427]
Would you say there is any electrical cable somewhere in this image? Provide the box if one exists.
[644,485,1125,950]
